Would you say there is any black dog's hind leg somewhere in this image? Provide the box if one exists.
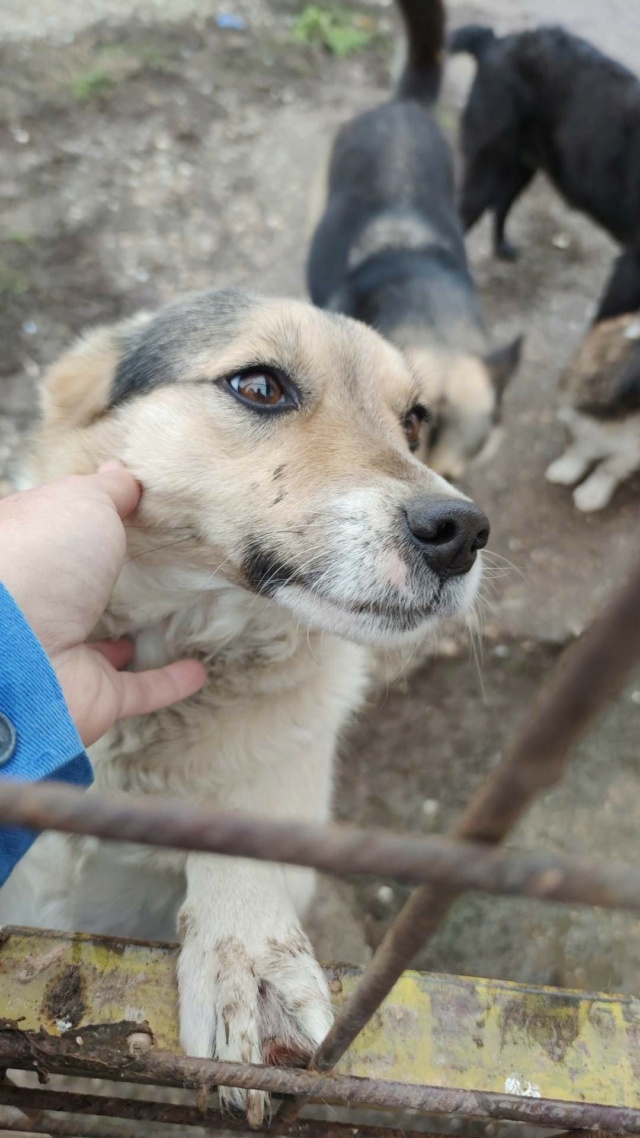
[459,188,488,234]
[492,165,535,261]
[595,247,640,322]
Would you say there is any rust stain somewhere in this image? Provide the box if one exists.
[42,965,87,1030]
[499,994,580,1062]
[587,1002,617,1038]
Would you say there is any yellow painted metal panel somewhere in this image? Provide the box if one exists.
[0,927,638,1108]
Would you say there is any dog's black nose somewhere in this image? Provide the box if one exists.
[405,497,490,578]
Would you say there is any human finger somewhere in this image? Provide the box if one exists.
[91,639,136,670]
[92,462,142,520]
[112,658,207,722]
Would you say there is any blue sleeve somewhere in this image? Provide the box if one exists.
[0,584,93,886]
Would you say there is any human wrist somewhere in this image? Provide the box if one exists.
[0,571,65,662]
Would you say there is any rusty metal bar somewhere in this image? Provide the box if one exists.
[1,781,640,913]
[0,1112,459,1138]
[285,557,640,1103]
[0,1086,456,1138]
[0,1106,482,1138]
[552,1133,618,1138]
[0,1117,438,1138]
[1,1024,640,1133]
[0,1107,193,1138]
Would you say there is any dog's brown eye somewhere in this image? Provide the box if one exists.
[403,407,425,451]
[229,370,287,407]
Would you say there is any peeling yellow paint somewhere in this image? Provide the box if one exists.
[0,927,638,1108]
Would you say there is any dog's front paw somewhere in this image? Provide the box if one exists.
[177,924,333,1126]
[572,471,616,512]
[546,452,587,486]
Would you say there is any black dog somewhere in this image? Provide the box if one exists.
[450,24,640,321]
[307,0,521,482]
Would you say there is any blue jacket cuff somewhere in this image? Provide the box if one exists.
[0,583,93,885]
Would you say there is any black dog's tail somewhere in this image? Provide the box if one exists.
[395,0,446,104]
[448,24,497,60]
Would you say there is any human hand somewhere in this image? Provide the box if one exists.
[0,463,207,746]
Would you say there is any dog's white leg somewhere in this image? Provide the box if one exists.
[573,452,640,512]
[572,464,618,511]
[545,444,594,487]
[177,853,332,1126]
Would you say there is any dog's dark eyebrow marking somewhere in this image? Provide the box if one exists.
[270,490,286,507]
[272,465,286,480]
[242,539,305,596]
[108,289,254,407]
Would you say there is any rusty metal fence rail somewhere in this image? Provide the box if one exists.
[1,558,640,1138]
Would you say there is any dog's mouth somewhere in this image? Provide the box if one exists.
[268,570,479,645]
[242,545,436,624]
[315,590,438,626]
[240,536,481,643]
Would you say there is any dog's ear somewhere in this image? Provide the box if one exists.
[40,325,122,430]
[40,313,153,430]
[484,334,523,399]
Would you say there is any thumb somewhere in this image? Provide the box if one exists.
[112,658,208,723]
[93,461,142,520]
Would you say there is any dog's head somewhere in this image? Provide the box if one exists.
[35,290,488,647]
[404,337,522,482]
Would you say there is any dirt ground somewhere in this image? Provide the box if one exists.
[2,0,640,997]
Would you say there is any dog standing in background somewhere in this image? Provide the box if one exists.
[450,25,640,323]
[307,0,522,484]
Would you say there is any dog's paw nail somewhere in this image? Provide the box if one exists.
[219,1083,263,1123]
[247,1089,269,1128]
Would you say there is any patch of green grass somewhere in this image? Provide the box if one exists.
[0,269,29,295]
[7,230,32,246]
[72,69,113,101]
[292,5,374,56]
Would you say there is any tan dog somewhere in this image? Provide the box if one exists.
[0,290,488,1123]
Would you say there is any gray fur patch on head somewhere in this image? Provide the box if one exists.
[109,289,256,406]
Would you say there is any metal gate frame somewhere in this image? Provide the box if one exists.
[1,560,640,1137]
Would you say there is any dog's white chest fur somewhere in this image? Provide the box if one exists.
[0,584,367,1109]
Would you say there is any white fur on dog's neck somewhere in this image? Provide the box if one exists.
[105,555,343,709]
